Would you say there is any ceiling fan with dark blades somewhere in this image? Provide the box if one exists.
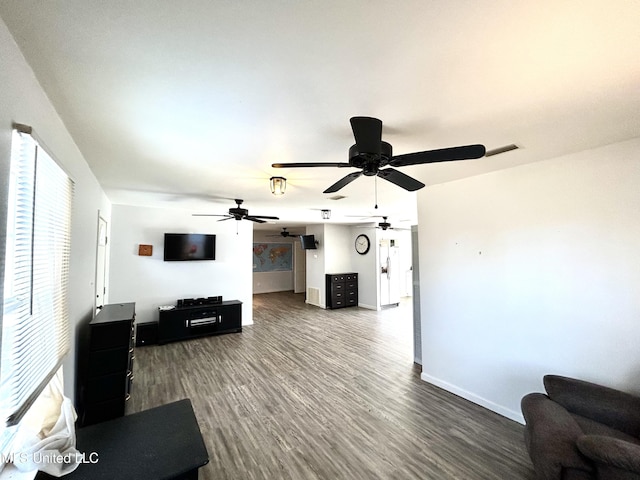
[193,199,279,223]
[351,215,410,231]
[272,116,486,193]
[266,227,296,238]
[376,216,410,231]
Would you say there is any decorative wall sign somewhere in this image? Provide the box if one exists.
[138,244,153,256]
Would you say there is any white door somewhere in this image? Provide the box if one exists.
[95,215,108,309]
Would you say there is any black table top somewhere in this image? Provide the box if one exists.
[92,302,136,325]
[36,399,208,480]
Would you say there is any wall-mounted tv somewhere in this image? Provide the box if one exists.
[164,233,216,261]
[299,234,318,250]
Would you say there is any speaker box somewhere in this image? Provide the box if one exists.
[136,322,158,346]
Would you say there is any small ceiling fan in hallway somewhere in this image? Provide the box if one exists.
[266,228,296,238]
[193,199,279,223]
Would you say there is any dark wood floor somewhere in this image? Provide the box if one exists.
[129,292,535,479]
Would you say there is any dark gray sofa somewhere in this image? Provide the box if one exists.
[521,375,640,480]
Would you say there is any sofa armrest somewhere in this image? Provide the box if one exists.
[576,435,640,478]
[544,375,640,437]
[522,393,593,479]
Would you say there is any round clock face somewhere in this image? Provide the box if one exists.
[355,234,370,255]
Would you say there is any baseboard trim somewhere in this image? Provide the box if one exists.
[357,303,377,310]
[305,299,325,309]
[420,373,525,425]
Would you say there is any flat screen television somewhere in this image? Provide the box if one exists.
[164,233,216,261]
[299,234,317,250]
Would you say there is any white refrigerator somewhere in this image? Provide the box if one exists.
[380,240,401,307]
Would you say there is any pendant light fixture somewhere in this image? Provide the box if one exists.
[269,176,286,195]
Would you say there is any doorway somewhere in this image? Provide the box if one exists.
[95,214,108,309]
[293,239,306,294]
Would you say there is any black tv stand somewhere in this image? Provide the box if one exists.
[158,300,242,344]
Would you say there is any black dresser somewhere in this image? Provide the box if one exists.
[77,302,135,426]
[325,273,358,309]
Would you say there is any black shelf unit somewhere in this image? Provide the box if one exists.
[326,273,358,309]
[158,300,242,344]
[77,302,135,427]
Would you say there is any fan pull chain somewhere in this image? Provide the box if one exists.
[374,175,378,209]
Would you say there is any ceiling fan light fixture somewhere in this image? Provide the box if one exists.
[270,176,286,195]
[321,209,331,220]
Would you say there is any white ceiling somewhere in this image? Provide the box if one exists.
[1,1,639,230]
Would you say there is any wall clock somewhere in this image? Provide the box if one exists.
[355,234,370,255]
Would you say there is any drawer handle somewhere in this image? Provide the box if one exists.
[125,394,131,401]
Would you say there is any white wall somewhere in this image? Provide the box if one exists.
[324,224,353,273]
[108,205,253,326]
[350,225,379,309]
[252,230,298,294]
[418,138,640,423]
[0,18,112,398]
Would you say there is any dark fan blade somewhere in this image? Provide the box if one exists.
[350,117,382,155]
[323,172,362,193]
[248,215,279,220]
[245,217,267,223]
[217,216,235,222]
[272,162,352,168]
[389,144,486,167]
[485,144,518,157]
[377,168,425,191]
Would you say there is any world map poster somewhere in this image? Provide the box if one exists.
[253,243,293,272]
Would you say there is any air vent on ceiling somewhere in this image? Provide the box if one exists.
[328,195,347,201]
[485,144,519,157]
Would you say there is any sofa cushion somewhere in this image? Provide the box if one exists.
[522,393,594,479]
[544,375,640,438]
[572,415,640,447]
[577,435,640,479]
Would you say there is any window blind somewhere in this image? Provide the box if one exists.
[0,126,74,439]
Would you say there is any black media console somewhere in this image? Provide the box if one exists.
[157,300,242,344]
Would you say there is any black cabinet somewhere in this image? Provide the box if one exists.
[158,300,242,344]
[135,321,159,346]
[78,302,135,427]
[326,273,358,309]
